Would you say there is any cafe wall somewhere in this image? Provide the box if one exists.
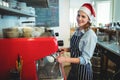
[50,0,70,47]
[114,0,120,22]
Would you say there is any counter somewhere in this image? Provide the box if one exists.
[96,41,120,80]
[97,41,120,56]
[97,40,120,71]
[96,27,120,79]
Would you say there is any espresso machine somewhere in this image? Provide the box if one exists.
[0,37,65,80]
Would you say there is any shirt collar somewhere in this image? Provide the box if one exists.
[81,29,85,34]
[74,28,85,36]
[76,28,85,34]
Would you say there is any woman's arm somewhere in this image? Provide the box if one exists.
[79,30,97,64]
[57,48,80,64]
[57,56,80,64]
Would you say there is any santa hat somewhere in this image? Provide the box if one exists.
[79,3,96,23]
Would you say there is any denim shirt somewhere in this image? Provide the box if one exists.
[74,28,97,65]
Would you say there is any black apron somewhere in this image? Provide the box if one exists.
[67,32,93,80]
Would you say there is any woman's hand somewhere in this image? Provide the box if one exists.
[58,48,65,54]
[58,48,69,54]
[56,56,66,63]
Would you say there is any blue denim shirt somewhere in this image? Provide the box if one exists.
[74,28,97,65]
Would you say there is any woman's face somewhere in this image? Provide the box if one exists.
[77,10,90,28]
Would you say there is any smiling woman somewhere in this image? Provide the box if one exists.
[57,3,97,80]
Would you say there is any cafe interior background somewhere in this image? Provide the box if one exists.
[0,0,120,80]
[0,0,120,47]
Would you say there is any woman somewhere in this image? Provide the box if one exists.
[57,3,97,80]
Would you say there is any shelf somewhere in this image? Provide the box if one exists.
[18,0,48,8]
[98,28,116,35]
[0,5,36,17]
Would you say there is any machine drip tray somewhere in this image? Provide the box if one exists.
[36,60,64,80]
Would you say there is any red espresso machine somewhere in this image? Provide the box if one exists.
[0,37,59,80]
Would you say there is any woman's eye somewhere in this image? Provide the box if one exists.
[82,15,85,18]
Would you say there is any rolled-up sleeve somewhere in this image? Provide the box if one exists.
[79,30,97,65]
[79,56,86,64]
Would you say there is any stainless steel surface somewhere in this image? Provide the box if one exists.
[51,62,57,73]
[36,58,64,80]
[115,28,120,45]
[46,52,59,63]
[97,41,120,56]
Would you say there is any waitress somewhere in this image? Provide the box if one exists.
[57,3,97,80]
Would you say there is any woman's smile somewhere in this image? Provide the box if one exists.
[77,11,89,27]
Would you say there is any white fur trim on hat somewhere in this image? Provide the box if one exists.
[79,6,91,19]
[79,6,96,23]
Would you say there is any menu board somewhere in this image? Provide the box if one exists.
[35,0,59,27]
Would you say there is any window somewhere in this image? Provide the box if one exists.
[96,1,112,26]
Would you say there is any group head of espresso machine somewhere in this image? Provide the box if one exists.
[0,35,64,80]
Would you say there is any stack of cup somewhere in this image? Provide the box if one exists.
[7,0,17,9]
[17,2,27,11]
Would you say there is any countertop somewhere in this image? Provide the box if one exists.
[97,41,120,56]
[97,40,120,69]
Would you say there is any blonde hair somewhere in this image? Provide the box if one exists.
[84,22,91,32]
